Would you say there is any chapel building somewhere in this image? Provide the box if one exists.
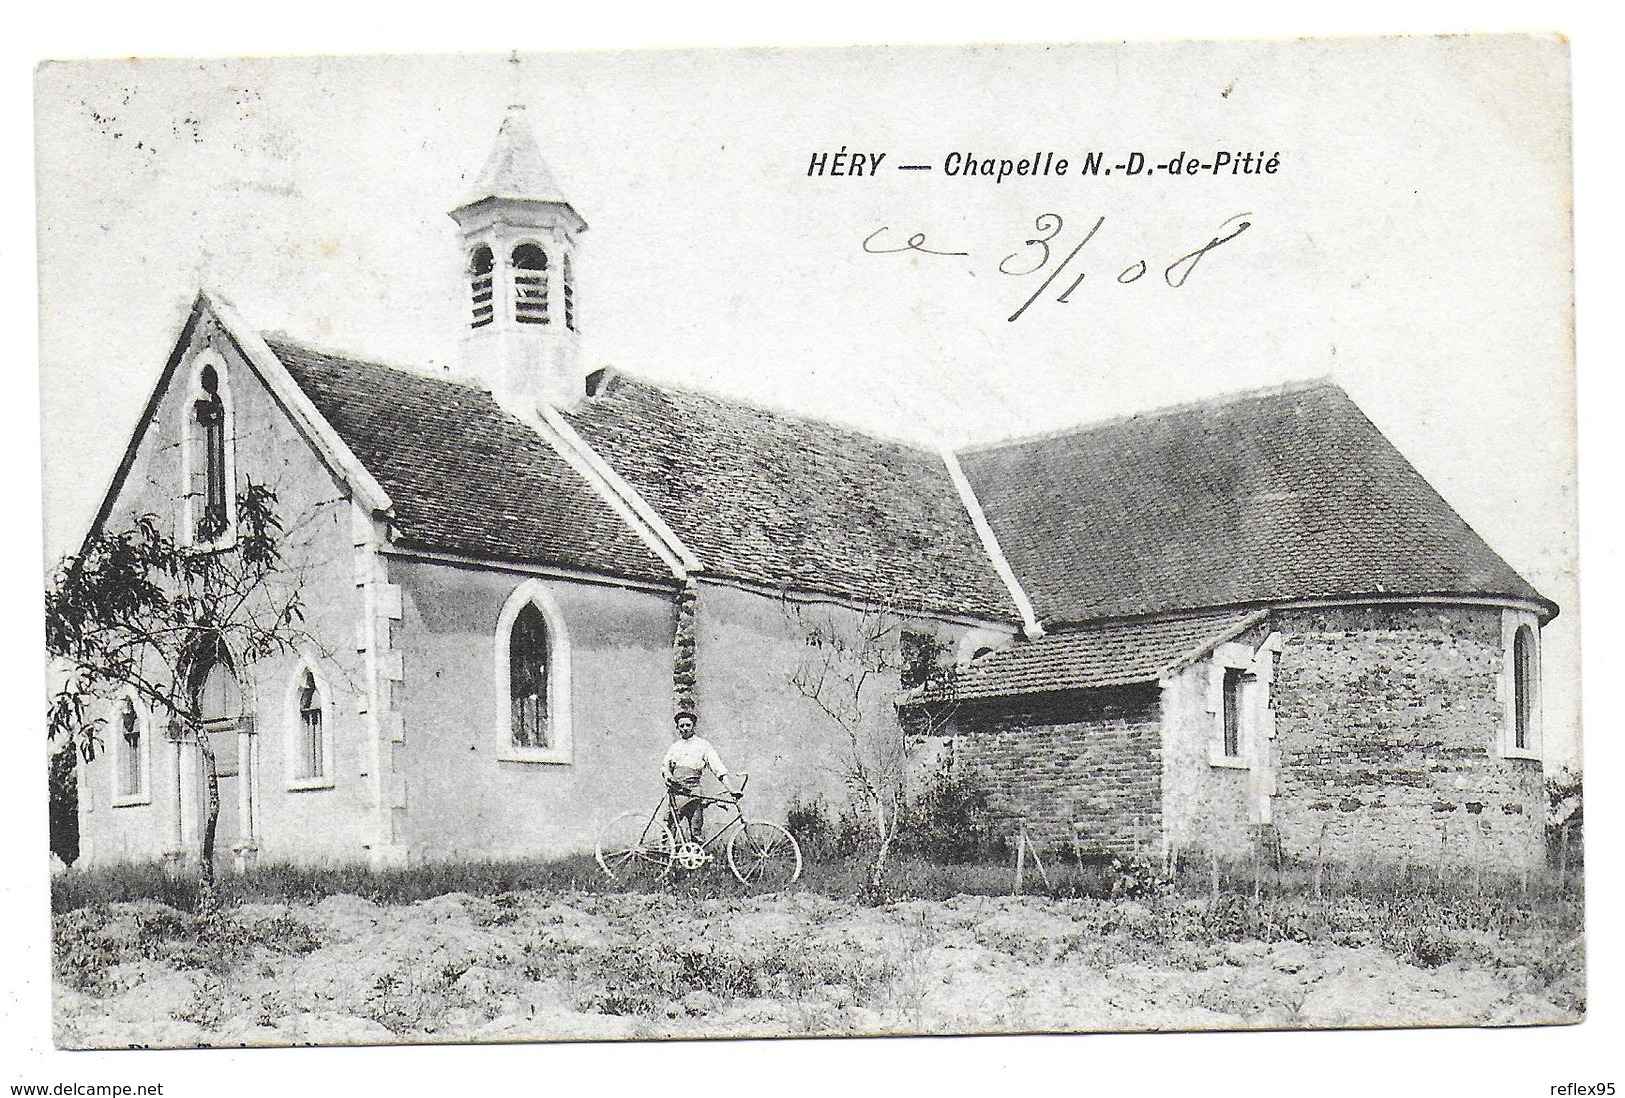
[73,110,1555,873]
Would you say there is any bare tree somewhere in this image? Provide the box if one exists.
[45,484,322,915]
[782,598,958,894]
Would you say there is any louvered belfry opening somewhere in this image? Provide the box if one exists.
[512,243,549,325]
[469,245,495,328]
[563,252,575,331]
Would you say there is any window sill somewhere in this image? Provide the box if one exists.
[111,793,152,808]
[1501,747,1542,762]
[1208,753,1250,770]
[497,746,572,766]
[287,776,336,791]
[185,531,239,555]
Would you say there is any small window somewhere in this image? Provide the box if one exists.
[512,243,549,325]
[510,603,550,748]
[194,366,228,541]
[563,252,575,331]
[296,668,325,780]
[469,245,495,328]
[116,697,143,799]
[1209,640,1274,770]
[286,662,335,790]
[1513,625,1535,752]
[1221,668,1245,758]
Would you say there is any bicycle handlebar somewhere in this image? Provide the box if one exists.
[665,772,749,797]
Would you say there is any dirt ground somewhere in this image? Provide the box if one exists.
[52,888,1583,1048]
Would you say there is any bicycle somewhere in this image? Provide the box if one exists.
[595,773,802,890]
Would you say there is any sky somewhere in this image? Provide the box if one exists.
[12,11,1620,1096]
[35,38,1580,766]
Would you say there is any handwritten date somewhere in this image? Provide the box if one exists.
[862,212,1253,322]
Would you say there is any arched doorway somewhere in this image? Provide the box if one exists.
[188,644,253,867]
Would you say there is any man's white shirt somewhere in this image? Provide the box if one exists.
[663,735,729,783]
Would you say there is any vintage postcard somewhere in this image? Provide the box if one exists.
[35,38,1579,1051]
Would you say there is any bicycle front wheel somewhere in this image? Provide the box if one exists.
[595,810,676,886]
[726,820,802,890]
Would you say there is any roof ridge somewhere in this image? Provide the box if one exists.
[957,375,1342,456]
[261,332,489,394]
[584,367,943,456]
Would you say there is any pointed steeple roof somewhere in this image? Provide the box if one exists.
[456,107,581,216]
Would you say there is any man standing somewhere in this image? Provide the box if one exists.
[662,710,733,842]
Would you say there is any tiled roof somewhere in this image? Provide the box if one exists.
[958,382,1551,626]
[921,610,1265,703]
[265,338,674,585]
[562,375,1020,621]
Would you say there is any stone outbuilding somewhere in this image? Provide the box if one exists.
[914,384,1553,869]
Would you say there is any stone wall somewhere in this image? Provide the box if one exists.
[1269,605,1545,870]
[949,684,1162,854]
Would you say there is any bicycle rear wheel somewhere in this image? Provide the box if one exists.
[595,810,676,886]
[726,820,802,890]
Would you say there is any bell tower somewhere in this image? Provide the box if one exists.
[450,106,587,410]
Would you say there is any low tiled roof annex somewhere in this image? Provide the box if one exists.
[266,337,674,585]
[561,374,1021,622]
[915,609,1266,703]
[957,381,1553,627]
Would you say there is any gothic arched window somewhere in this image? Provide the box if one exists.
[1514,625,1536,752]
[494,581,573,764]
[509,603,550,748]
[512,243,549,325]
[115,696,144,800]
[194,365,228,541]
[296,667,325,780]
[469,245,495,328]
